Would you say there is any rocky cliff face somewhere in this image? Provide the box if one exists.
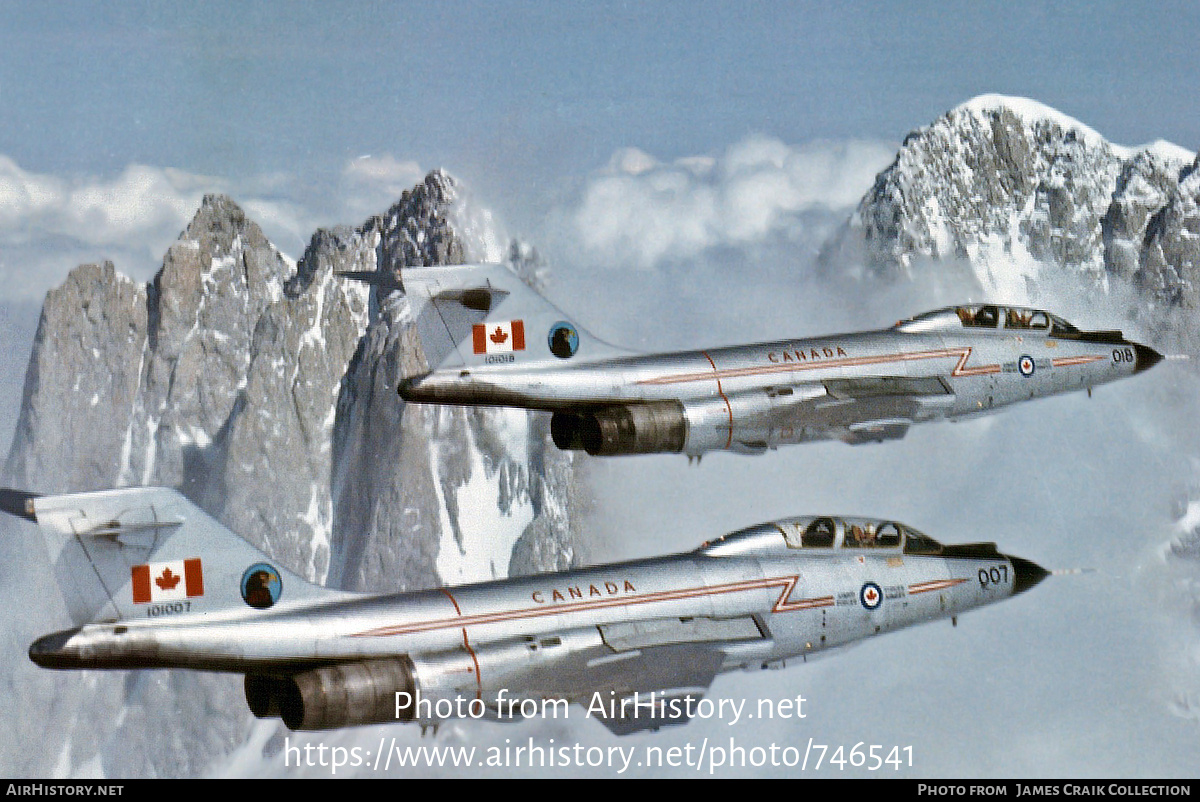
[1105,152,1200,309]
[2,170,580,777]
[822,95,1198,310]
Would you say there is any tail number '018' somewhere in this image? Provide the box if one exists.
[1113,347,1135,364]
[977,565,1009,589]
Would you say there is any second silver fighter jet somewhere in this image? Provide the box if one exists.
[383,264,1163,457]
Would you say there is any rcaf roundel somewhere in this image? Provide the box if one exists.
[473,321,525,354]
[131,558,204,604]
[1018,354,1035,377]
[860,581,882,610]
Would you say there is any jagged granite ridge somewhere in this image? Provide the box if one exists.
[1106,153,1200,308]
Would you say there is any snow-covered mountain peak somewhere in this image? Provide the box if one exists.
[953,94,1109,148]
[822,95,1200,312]
[179,194,263,252]
[947,95,1193,165]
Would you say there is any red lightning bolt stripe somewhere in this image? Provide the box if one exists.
[636,347,1000,387]
[352,575,833,639]
[907,578,969,594]
[1050,355,1107,368]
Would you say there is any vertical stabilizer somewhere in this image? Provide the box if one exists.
[7,487,353,625]
[399,263,637,372]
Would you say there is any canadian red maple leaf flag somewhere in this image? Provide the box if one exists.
[473,320,525,354]
[131,558,204,603]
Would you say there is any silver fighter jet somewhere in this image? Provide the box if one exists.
[6,486,1048,734]
[383,264,1163,456]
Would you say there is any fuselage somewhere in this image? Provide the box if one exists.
[401,304,1162,455]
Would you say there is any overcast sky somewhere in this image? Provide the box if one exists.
[2,0,1199,780]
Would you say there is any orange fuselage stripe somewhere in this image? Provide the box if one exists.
[636,346,1003,387]
[1050,355,1106,368]
[354,573,979,640]
[907,578,969,594]
[353,574,836,639]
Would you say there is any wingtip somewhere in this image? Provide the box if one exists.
[0,488,39,522]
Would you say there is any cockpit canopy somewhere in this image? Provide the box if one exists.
[698,516,945,556]
[895,304,1079,335]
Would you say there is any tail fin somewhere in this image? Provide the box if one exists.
[397,263,637,372]
[3,487,350,625]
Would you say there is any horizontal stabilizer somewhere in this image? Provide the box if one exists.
[336,270,404,292]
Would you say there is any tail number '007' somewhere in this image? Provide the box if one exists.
[977,565,1009,589]
[1113,347,1136,364]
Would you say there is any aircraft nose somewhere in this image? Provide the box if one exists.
[1007,556,1050,596]
[1133,343,1163,374]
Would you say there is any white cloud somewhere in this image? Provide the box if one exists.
[0,158,248,300]
[0,157,210,246]
[342,153,424,189]
[337,154,426,222]
[607,147,662,176]
[571,136,896,269]
[0,154,431,302]
[0,137,888,301]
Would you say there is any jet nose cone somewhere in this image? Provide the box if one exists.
[1133,343,1164,374]
[1008,556,1050,596]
